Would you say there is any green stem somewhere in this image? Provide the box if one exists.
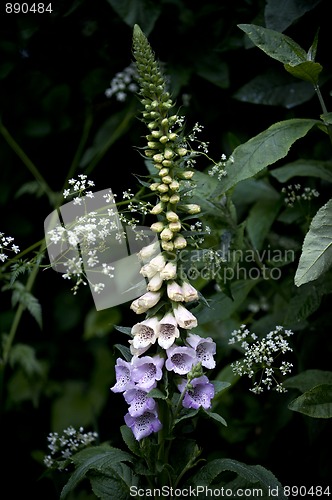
[314,84,332,146]
[0,121,54,201]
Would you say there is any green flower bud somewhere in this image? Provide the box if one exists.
[177,147,187,156]
[164,148,174,159]
[150,111,159,119]
[161,240,174,252]
[161,118,169,127]
[148,141,161,149]
[166,211,179,222]
[169,180,180,191]
[168,132,177,141]
[150,182,160,191]
[169,193,180,204]
[160,194,170,202]
[162,160,173,167]
[168,115,178,125]
[153,153,164,163]
[169,221,182,232]
[150,202,164,215]
[145,150,155,157]
[151,130,163,138]
[157,183,169,193]
[161,175,173,184]
[160,227,173,241]
[159,135,169,144]
[147,121,158,130]
[178,170,195,179]
[173,234,187,249]
[180,203,201,214]
[150,221,164,233]
[158,168,169,177]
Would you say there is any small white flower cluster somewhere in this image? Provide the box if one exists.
[105,63,139,102]
[229,324,294,394]
[44,426,98,469]
[281,184,319,207]
[208,153,234,180]
[0,232,20,262]
[63,174,95,205]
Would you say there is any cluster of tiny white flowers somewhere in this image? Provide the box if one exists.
[0,232,20,263]
[281,184,319,207]
[229,324,294,394]
[44,426,98,469]
[188,221,211,245]
[208,153,234,180]
[63,174,95,205]
[105,63,139,101]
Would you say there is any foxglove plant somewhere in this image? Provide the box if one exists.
[110,25,219,446]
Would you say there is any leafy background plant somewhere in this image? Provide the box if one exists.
[0,0,331,498]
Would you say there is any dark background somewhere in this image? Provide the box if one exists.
[0,0,331,497]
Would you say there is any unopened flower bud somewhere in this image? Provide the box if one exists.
[160,194,170,202]
[130,291,162,314]
[181,204,201,214]
[160,261,177,280]
[151,130,162,138]
[159,135,169,144]
[161,118,168,127]
[148,121,158,130]
[164,148,174,160]
[157,183,169,193]
[169,180,180,191]
[148,141,160,149]
[147,272,163,291]
[177,147,187,156]
[173,302,198,329]
[150,182,160,191]
[161,240,174,251]
[169,194,180,204]
[166,211,179,222]
[173,234,187,249]
[181,281,199,302]
[168,132,177,141]
[145,150,154,157]
[159,168,169,177]
[150,202,164,215]
[138,242,160,262]
[162,160,173,167]
[161,175,173,184]
[169,221,182,232]
[151,221,164,233]
[160,227,173,241]
[179,170,195,179]
[167,281,184,301]
[153,153,164,163]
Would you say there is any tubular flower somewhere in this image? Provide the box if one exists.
[131,316,159,350]
[165,345,197,375]
[178,376,215,410]
[173,302,198,329]
[131,355,164,390]
[124,410,162,441]
[156,311,180,349]
[130,291,162,314]
[186,333,216,369]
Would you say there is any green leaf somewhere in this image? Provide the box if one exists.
[8,343,43,376]
[234,71,315,109]
[202,409,227,427]
[288,384,332,418]
[284,61,323,85]
[106,0,161,35]
[120,425,141,457]
[264,0,322,33]
[213,119,318,195]
[295,198,332,286]
[60,445,134,499]
[10,282,42,328]
[90,463,139,500]
[238,24,307,66]
[247,197,282,250]
[270,159,332,183]
[189,458,287,499]
[284,369,332,393]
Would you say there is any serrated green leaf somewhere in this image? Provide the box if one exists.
[284,369,332,393]
[189,458,287,499]
[90,463,139,500]
[284,61,322,85]
[288,384,332,418]
[213,119,318,195]
[60,445,134,499]
[238,24,306,66]
[295,198,332,286]
[120,425,141,457]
